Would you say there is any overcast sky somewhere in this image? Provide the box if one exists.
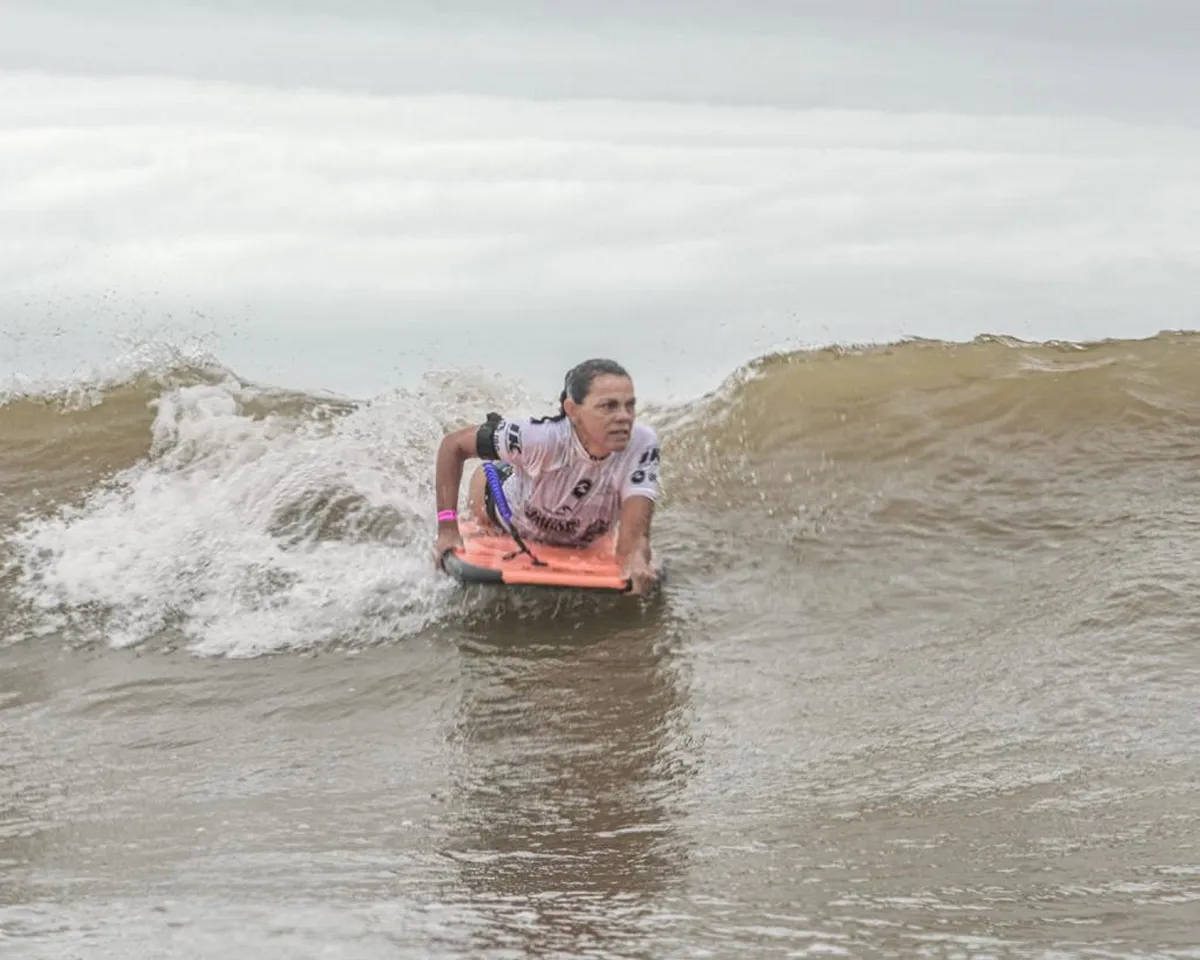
[3,0,1198,400]
[5,0,1200,123]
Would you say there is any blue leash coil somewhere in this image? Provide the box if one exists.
[483,462,546,566]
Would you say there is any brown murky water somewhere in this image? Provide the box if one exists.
[3,335,1199,957]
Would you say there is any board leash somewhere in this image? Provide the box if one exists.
[483,462,547,566]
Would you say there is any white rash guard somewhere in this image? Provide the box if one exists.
[479,414,661,547]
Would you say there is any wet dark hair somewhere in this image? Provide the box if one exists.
[560,358,629,407]
[479,358,633,446]
[535,358,627,421]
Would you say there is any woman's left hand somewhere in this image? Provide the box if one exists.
[625,551,659,595]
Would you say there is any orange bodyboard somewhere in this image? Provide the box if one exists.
[442,519,631,592]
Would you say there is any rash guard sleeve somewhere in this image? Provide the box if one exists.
[621,428,662,502]
[475,414,558,472]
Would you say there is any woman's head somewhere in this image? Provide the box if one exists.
[560,358,636,456]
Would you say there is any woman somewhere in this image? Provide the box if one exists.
[433,358,662,594]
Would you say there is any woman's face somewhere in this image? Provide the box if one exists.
[566,374,636,456]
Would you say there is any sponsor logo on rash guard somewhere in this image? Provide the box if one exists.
[523,505,610,544]
[524,504,580,536]
[505,422,522,455]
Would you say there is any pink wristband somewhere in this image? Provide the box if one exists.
[437,510,457,523]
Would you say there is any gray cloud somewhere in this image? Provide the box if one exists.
[4,1,1199,399]
[4,0,1200,124]
[3,70,1197,400]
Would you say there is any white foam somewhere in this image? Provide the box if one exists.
[5,370,539,657]
[0,337,231,408]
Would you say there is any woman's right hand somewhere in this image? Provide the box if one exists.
[435,525,464,570]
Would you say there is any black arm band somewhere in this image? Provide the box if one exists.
[475,412,502,460]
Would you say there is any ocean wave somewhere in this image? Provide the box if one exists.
[2,331,1198,656]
